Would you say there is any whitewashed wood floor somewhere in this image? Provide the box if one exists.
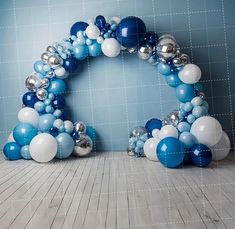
[0,152,235,229]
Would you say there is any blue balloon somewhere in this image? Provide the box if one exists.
[145,118,162,138]
[179,132,195,148]
[52,95,65,109]
[72,131,80,140]
[88,42,102,57]
[177,121,191,132]
[176,84,196,103]
[3,142,22,160]
[157,137,185,168]
[86,126,96,144]
[48,79,66,95]
[38,114,56,132]
[63,56,78,73]
[95,15,106,29]
[34,60,46,75]
[183,150,192,165]
[23,92,39,108]
[157,62,171,76]
[190,144,212,167]
[13,123,37,146]
[56,133,75,159]
[70,21,88,36]
[116,16,146,48]
[144,31,158,46]
[34,101,45,113]
[165,73,182,88]
[73,44,89,60]
[20,145,32,160]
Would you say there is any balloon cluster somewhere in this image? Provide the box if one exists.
[3,15,230,165]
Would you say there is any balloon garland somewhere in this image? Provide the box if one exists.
[3,15,230,167]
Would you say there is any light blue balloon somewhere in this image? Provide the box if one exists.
[34,60,46,75]
[157,62,171,76]
[34,101,45,112]
[88,42,102,57]
[179,132,195,148]
[192,106,206,118]
[165,73,182,88]
[177,121,191,132]
[13,123,37,146]
[136,140,144,149]
[183,102,193,112]
[38,114,56,132]
[176,84,196,103]
[20,145,32,160]
[187,114,196,124]
[48,79,66,95]
[56,133,75,159]
[73,44,89,60]
[178,109,187,119]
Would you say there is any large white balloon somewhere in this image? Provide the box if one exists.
[85,24,100,39]
[159,125,178,140]
[101,38,121,57]
[211,131,231,160]
[178,64,201,84]
[18,107,39,128]
[191,116,222,147]
[144,138,160,161]
[29,133,57,163]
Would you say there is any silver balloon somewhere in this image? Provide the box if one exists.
[130,126,147,139]
[25,74,40,91]
[46,70,55,78]
[48,54,61,68]
[46,45,56,53]
[36,88,48,100]
[40,78,50,89]
[127,47,137,53]
[156,34,179,60]
[41,52,50,63]
[137,43,152,60]
[165,110,180,127]
[198,92,206,99]
[74,121,87,134]
[173,53,190,67]
[73,134,93,157]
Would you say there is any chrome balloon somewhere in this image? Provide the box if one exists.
[165,110,180,127]
[46,70,55,78]
[36,88,48,100]
[73,134,93,157]
[41,52,50,63]
[156,34,179,60]
[198,92,206,99]
[48,54,61,68]
[137,43,152,60]
[74,121,87,134]
[173,53,190,67]
[40,78,50,89]
[127,47,137,54]
[130,126,147,139]
[46,45,57,53]
[25,74,40,91]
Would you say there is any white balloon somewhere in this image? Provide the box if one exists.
[191,116,222,147]
[18,107,39,128]
[54,67,68,79]
[29,133,57,163]
[144,138,160,161]
[7,132,15,142]
[101,38,121,57]
[85,24,100,39]
[152,129,160,138]
[211,131,231,160]
[159,125,178,140]
[178,64,201,84]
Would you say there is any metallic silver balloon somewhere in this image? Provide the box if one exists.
[46,45,56,53]
[198,92,206,99]
[74,121,87,134]
[41,52,50,63]
[73,134,93,157]
[165,110,180,127]
[127,47,137,54]
[36,88,48,100]
[137,43,152,60]
[25,74,40,91]
[40,78,50,89]
[48,54,61,68]
[130,126,147,139]
[46,70,55,78]
[156,34,179,60]
[173,53,190,67]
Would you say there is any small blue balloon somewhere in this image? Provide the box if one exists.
[34,101,45,113]
[190,144,212,167]
[177,121,191,132]
[157,62,171,76]
[38,114,56,132]
[70,21,88,36]
[23,92,39,108]
[20,145,32,160]
[116,16,146,48]
[183,102,193,112]
[88,42,102,57]
[56,133,75,159]
[95,15,106,29]
[157,137,185,168]
[191,96,203,106]
[187,114,196,124]
[145,118,162,138]
[3,142,22,160]
[178,109,188,119]
[73,44,89,60]
[144,31,158,46]
[165,73,182,87]
[179,132,195,148]
[13,123,37,146]
[52,95,65,109]
[48,79,66,95]
[34,60,46,75]
[192,106,206,118]
[86,126,96,144]
[63,56,78,73]
[176,84,196,103]
[72,131,80,140]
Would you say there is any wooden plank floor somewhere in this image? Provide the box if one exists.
[0,152,235,229]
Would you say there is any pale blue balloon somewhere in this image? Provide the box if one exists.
[183,102,193,112]
[192,106,206,118]
[179,132,196,148]
[20,145,32,160]
[34,101,45,113]
[177,121,191,132]
[56,133,75,159]
[34,60,46,75]
[157,62,171,76]
[38,114,56,132]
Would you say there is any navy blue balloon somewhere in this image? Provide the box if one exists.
[116,16,146,48]
[63,56,78,73]
[3,142,22,160]
[190,144,212,167]
[72,131,80,140]
[52,95,65,109]
[95,15,106,29]
[22,92,39,108]
[145,118,162,138]
[70,21,88,36]
[145,31,158,46]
